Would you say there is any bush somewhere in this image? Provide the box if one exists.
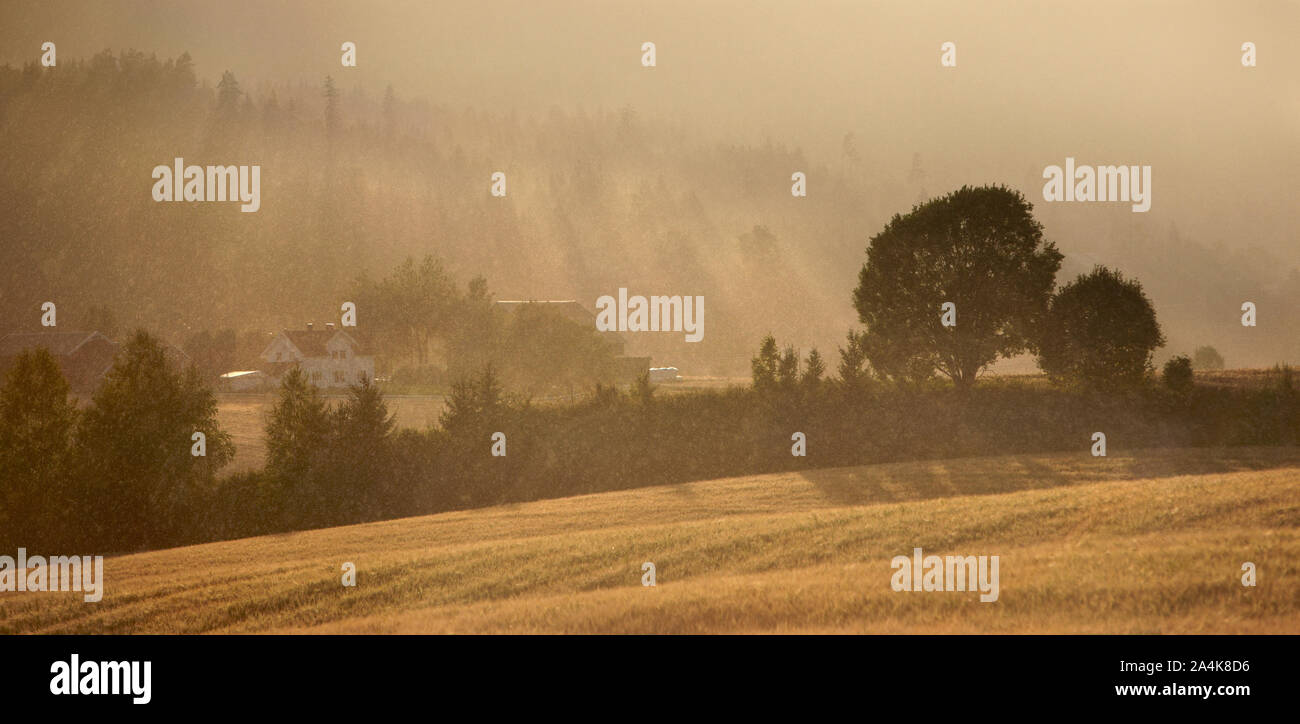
[1192,346,1225,370]
[1037,266,1165,392]
[1163,355,1194,393]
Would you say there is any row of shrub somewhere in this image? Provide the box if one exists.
[2,331,1296,555]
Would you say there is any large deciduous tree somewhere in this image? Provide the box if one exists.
[852,185,1062,388]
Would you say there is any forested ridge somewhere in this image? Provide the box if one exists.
[0,50,917,374]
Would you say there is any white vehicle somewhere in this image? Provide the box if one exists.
[218,370,269,392]
[648,367,681,383]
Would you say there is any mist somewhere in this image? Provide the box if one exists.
[2,0,1296,372]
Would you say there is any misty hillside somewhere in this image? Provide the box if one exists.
[1,21,1297,373]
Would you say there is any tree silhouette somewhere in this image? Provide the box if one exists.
[74,331,233,550]
[751,334,779,392]
[852,185,1062,389]
[1163,355,1194,393]
[0,348,77,550]
[1192,346,1225,370]
[328,376,397,521]
[264,366,332,485]
[323,75,339,141]
[1037,266,1165,391]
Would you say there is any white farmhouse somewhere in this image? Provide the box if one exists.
[260,323,374,389]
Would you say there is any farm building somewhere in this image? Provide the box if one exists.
[260,323,374,389]
[0,330,118,391]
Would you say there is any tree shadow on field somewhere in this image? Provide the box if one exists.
[795,447,1300,508]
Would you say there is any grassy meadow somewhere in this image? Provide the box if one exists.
[3,445,1297,634]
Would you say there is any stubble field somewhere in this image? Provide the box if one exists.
[3,446,1297,634]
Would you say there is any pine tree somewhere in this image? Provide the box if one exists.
[215,70,242,118]
[330,376,397,520]
[0,348,77,550]
[802,348,825,388]
[777,346,800,389]
[751,335,779,392]
[323,75,340,141]
[263,366,332,525]
[838,329,870,390]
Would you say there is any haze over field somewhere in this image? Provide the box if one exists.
[1,0,1296,375]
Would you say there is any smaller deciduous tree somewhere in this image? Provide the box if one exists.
[1191,346,1225,371]
[1037,266,1165,391]
[1162,355,1194,394]
[75,330,233,550]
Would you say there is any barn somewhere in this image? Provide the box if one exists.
[0,331,119,391]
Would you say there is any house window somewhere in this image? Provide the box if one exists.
[276,352,283,362]
[334,370,344,383]
[357,370,366,382]
[311,370,322,381]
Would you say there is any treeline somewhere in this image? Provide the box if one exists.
[3,327,1296,554]
[0,332,231,553]
[214,355,1294,545]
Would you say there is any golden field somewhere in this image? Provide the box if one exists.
[3,446,1297,634]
